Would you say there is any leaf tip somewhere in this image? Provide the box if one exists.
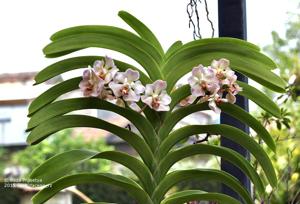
[118,10,129,17]
[25,127,32,133]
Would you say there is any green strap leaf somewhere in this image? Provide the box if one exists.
[158,144,264,196]
[26,115,155,170]
[27,98,158,152]
[164,41,183,60]
[183,37,261,52]
[162,124,277,187]
[238,81,281,118]
[50,25,163,63]
[92,151,155,194]
[219,103,276,152]
[118,11,164,55]
[161,190,241,204]
[182,38,276,69]
[44,33,163,80]
[30,149,98,183]
[30,150,155,194]
[81,203,117,204]
[152,169,252,204]
[141,105,162,131]
[158,103,208,141]
[32,173,153,204]
[34,56,152,85]
[160,101,276,152]
[169,38,274,69]
[163,38,286,92]
[169,84,191,110]
[28,77,81,116]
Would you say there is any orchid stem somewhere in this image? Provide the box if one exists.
[139,105,148,113]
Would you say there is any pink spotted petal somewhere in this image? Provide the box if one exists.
[211,60,219,69]
[207,82,220,95]
[211,58,230,70]
[141,96,154,108]
[188,75,198,86]
[235,83,243,93]
[104,56,115,68]
[208,100,221,114]
[93,60,104,72]
[204,67,216,79]
[180,95,197,106]
[133,81,145,94]
[89,70,101,83]
[108,82,124,97]
[221,78,231,86]
[153,80,167,94]
[191,85,205,97]
[123,89,140,102]
[218,58,230,69]
[160,91,171,105]
[82,69,91,80]
[191,65,205,78]
[115,72,127,83]
[144,84,154,96]
[226,92,236,104]
[156,104,170,111]
[93,81,105,97]
[79,80,90,94]
[104,67,119,84]
[125,69,140,82]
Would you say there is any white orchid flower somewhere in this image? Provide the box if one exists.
[79,69,104,97]
[211,58,230,69]
[225,82,243,104]
[210,58,242,104]
[220,70,237,86]
[208,94,227,114]
[188,65,220,97]
[141,80,171,111]
[212,59,238,86]
[109,69,145,102]
[93,56,119,84]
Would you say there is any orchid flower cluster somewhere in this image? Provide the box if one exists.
[182,58,242,113]
[79,56,171,112]
[79,57,241,113]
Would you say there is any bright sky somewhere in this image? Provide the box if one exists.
[0,0,298,74]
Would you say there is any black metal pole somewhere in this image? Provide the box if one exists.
[218,0,251,201]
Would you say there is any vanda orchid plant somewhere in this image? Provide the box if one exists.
[26,11,286,204]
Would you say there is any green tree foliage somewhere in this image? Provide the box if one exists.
[256,8,300,204]
[3,130,120,204]
[12,130,113,176]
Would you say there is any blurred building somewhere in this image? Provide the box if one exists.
[0,72,43,148]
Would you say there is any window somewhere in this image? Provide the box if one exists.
[0,105,28,146]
